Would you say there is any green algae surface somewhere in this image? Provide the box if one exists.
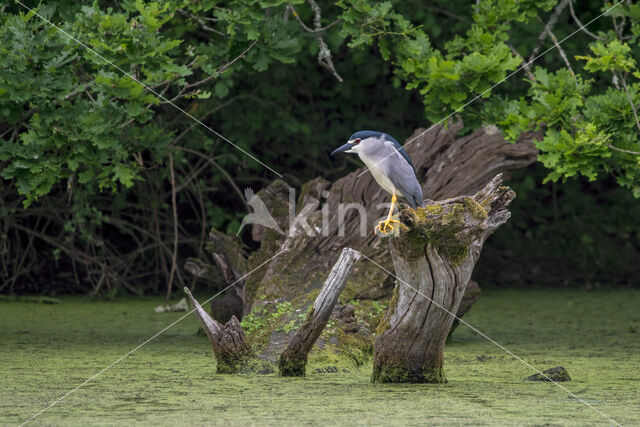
[1,289,639,425]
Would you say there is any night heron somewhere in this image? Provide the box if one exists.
[331,131,423,234]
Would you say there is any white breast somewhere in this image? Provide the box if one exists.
[360,155,397,196]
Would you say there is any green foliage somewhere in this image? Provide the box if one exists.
[577,40,636,73]
[336,0,640,196]
[240,305,267,334]
[0,3,181,205]
[5,1,638,204]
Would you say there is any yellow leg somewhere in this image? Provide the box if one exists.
[376,193,401,234]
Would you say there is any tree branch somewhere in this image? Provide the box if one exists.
[508,43,536,81]
[568,0,605,41]
[608,144,640,155]
[528,0,570,64]
[615,71,640,134]
[178,9,225,37]
[287,1,343,82]
[171,146,250,211]
[541,20,581,91]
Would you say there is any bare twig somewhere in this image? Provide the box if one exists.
[63,83,92,101]
[608,144,640,155]
[178,9,225,36]
[611,2,628,40]
[194,174,207,260]
[615,71,640,133]
[147,179,170,292]
[529,0,570,64]
[288,1,343,82]
[568,0,605,40]
[508,44,536,81]
[541,20,581,91]
[174,156,210,193]
[172,146,249,211]
[286,4,342,32]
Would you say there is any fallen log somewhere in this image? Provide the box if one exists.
[372,174,515,383]
[279,247,361,376]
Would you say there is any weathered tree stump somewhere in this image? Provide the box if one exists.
[372,174,515,383]
[184,287,253,373]
[279,247,361,376]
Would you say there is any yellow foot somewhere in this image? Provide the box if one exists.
[375,218,401,235]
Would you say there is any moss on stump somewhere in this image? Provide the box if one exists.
[372,361,446,384]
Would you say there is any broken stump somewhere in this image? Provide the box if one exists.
[184,287,253,373]
[279,247,361,376]
[372,174,515,383]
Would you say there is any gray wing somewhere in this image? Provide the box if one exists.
[384,133,416,173]
[384,141,423,209]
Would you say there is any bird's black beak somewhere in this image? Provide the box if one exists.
[330,142,355,157]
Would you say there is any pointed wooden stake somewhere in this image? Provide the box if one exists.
[184,287,253,373]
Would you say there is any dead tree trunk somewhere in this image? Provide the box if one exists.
[240,121,538,311]
[184,287,253,373]
[279,247,361,376]
[372,174,515,383]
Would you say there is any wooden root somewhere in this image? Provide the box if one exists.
[372,174,515,383]
[279,247,361,376]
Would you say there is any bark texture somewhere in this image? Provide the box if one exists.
[372,174,515,383]
[184,287,253,373]
[279,247,361,376]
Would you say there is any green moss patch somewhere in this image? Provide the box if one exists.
[400,197,487,265]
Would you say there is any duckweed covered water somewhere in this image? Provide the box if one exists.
[1,289,639,425]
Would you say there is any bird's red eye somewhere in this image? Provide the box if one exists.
[354,138,361,144]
